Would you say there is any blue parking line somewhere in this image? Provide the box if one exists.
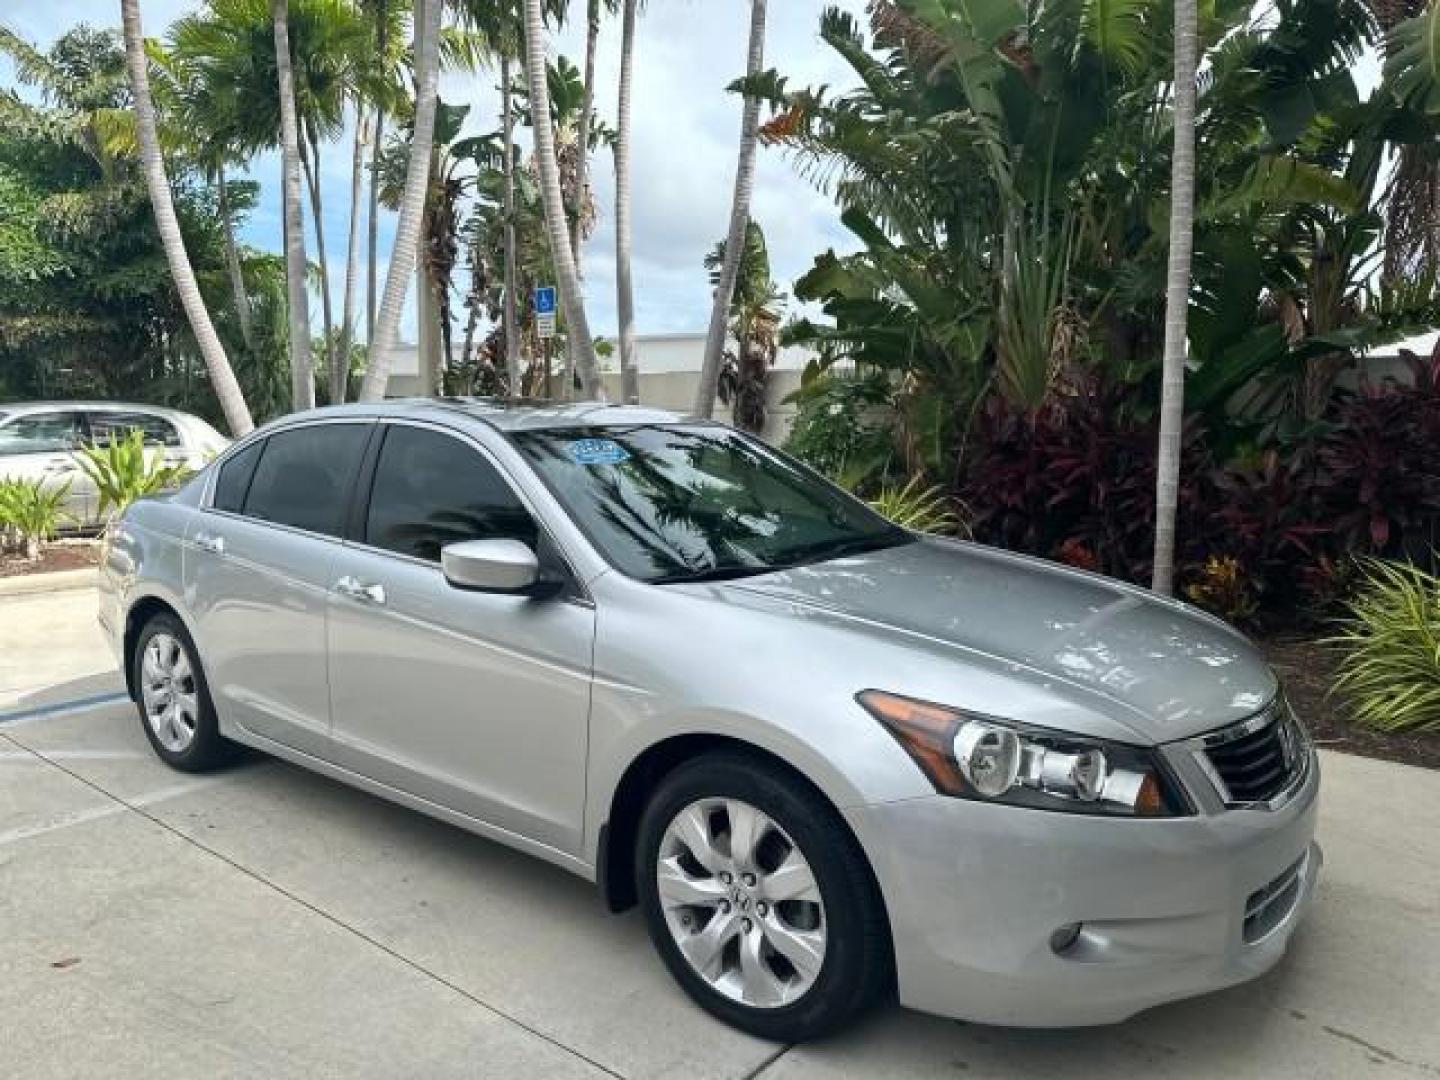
[0,690,129,726]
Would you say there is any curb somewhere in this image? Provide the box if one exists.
[0,568,99,599]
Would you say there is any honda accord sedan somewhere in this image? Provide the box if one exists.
[99,400,1320,1040]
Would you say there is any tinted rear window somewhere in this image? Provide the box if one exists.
[242,424,369,537]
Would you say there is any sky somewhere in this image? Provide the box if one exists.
[2,0,871,344]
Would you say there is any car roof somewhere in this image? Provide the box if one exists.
[265,398,696,434]
[0,400,200,420]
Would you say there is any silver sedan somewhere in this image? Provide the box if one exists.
[99,400,1320,1040]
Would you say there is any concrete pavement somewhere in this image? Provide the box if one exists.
[2,586,1438,1078]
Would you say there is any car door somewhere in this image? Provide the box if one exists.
[0,410,93,525]
[325,421,595,855]
[185,420,373,758]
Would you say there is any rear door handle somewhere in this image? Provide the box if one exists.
[335,576,386,605]
[193,532,225,555]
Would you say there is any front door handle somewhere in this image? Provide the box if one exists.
[335,576,386,605]
[193,531,225,555]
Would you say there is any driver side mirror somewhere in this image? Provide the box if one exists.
[441,538,541,594]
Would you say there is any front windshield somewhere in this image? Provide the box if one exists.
[511,424,911,583]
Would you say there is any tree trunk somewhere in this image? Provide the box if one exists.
[300,122,336,383]
[694,0,767,419]
[358,0,444,402]
[501,54,522,396]
[367,104,384,346]
[1150,0,1198,595]
[273,0,316,412]
[571,0,600,267]
[615,0,639,404]
[216,165,255,352]
[335,104,366,404]
[121,0,253,436]
[522,0,602,398]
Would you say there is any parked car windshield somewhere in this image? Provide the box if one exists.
[511,424,911,583]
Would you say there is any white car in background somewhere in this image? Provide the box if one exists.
[0,401,229,529]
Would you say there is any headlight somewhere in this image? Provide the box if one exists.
[857,690,1190,817]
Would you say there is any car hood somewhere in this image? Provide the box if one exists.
[718,537,1276,743]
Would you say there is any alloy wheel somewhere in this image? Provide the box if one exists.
[656,797,827,1008]
[140,632,199,753]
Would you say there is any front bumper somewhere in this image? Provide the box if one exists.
[846,750,1321,1027]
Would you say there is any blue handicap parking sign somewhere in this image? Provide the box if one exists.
[534,286,557,315]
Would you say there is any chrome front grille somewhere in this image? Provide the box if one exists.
[1194,699,1308,809]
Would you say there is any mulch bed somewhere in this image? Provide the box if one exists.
[0,540,100,579]
[1262,635,1440,771]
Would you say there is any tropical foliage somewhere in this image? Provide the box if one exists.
[0,477,71,560]
[707,218,783,432]
[764,0,1440,613]
[1330,559,1440,732]
[0,26,285,423]
[867,475,965,535]
[73,429,194,526]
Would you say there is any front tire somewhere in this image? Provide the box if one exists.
[132,613,233,772]
[636,752,891,1041]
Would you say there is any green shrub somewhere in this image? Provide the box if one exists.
[868,476,968,536]
[74,429,192,526]
[1329,559,1440,733]
[784,371,896,491]
[0,477,71,560]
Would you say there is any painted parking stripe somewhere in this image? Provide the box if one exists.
[0,690,129,726]
[0,777,223,847]
[0,749,146,762]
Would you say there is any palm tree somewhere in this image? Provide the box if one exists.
[501,51,523,393]
[571,0,612,266]
[705,218,781,433]
[120,0,254,436]
[358,0,445,401]
[521,0,602,397]
[272,0,316,411]
[1151,0,1199,594]
[693,0,767,418]
[614,0,639,403]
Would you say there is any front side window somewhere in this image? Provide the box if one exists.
[87,410,181,447]
[511,425,910,582]
[242,424,369,537]
[365,425,536,562]
[0,412,83,457]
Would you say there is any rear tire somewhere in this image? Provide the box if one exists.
[132,612,233,773]
[636,752,891,1041]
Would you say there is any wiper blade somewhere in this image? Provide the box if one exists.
[650,563,777,585]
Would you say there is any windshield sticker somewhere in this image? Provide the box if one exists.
[566,438,630,466]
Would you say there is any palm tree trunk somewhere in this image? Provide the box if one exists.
[335,104,367,404]
[300,122,336,382]
[358,0,444,401]
[1150,0,1198,595]
[273,0,316,412]
[694,0,767,419]
[121,0,253,436]
[216,164,255,352]
[367,104,384,345]
[522,0,602,398]
[500,54,522,396]
[615,0,639,404]
[571,0,600,266]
